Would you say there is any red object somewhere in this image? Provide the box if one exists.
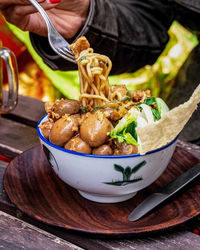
[0,154,12,163]
[0,15,26,57]
[0,14,28,83]
[49,0,61,3]
[193,229,200,235]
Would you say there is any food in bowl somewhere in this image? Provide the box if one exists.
[37,37,200,203]
[39,36,170,156]
[40,89,169,155]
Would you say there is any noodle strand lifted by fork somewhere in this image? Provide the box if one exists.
[70,37,112,108]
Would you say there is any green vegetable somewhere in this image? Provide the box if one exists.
[120,96,131,102]
[110,107,139,145]
[143,97,156,106]
[151,108,161,121]
[126,91,131,98]
[120,92,132,102]
[80,106,88,113]
[91,106,106,112]
[80,56,86,61]
[123,122,138,145]
[135,103,143,111]
[144,97,169,120]
[155,97,169,117]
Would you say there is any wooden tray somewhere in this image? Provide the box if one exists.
[3,146,200,236]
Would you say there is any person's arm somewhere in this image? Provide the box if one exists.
[30,0,174,74]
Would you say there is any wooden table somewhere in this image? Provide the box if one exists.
[0,95,200,250]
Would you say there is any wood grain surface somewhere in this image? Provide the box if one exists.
[2,93,45,127]
[0,116,40,158]
[3,145,200,237]
[0,211,83,250]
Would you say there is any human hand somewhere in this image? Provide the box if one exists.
[0,0,90,39]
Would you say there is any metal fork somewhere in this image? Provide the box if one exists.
[28,0,76,64]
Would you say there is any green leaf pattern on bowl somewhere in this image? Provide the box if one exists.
[104,160,146,186]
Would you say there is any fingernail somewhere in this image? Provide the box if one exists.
[49,0,61,3]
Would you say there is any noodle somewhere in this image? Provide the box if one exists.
[71,38,112,108]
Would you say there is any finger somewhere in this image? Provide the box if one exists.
[2,0,60,19]
[2,5,30,25]
[0,0,45,11]
[2,5,47,36]
[0,0,44,7]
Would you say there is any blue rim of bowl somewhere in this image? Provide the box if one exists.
[37,115,178,159]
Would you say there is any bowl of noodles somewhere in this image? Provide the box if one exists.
[37,37,200,203]
[37,107,177,203]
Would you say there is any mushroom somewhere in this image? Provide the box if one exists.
[64,136,91,154]
[113,141,138,155]
[92,145,112,155]
[48,99,80,120]
[40,120,53,140]
[80,112,113,147]
[49,115,79,146]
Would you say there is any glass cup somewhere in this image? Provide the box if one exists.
[0,41,18,114]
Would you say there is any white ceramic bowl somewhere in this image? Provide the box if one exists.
[37,115,178,203]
